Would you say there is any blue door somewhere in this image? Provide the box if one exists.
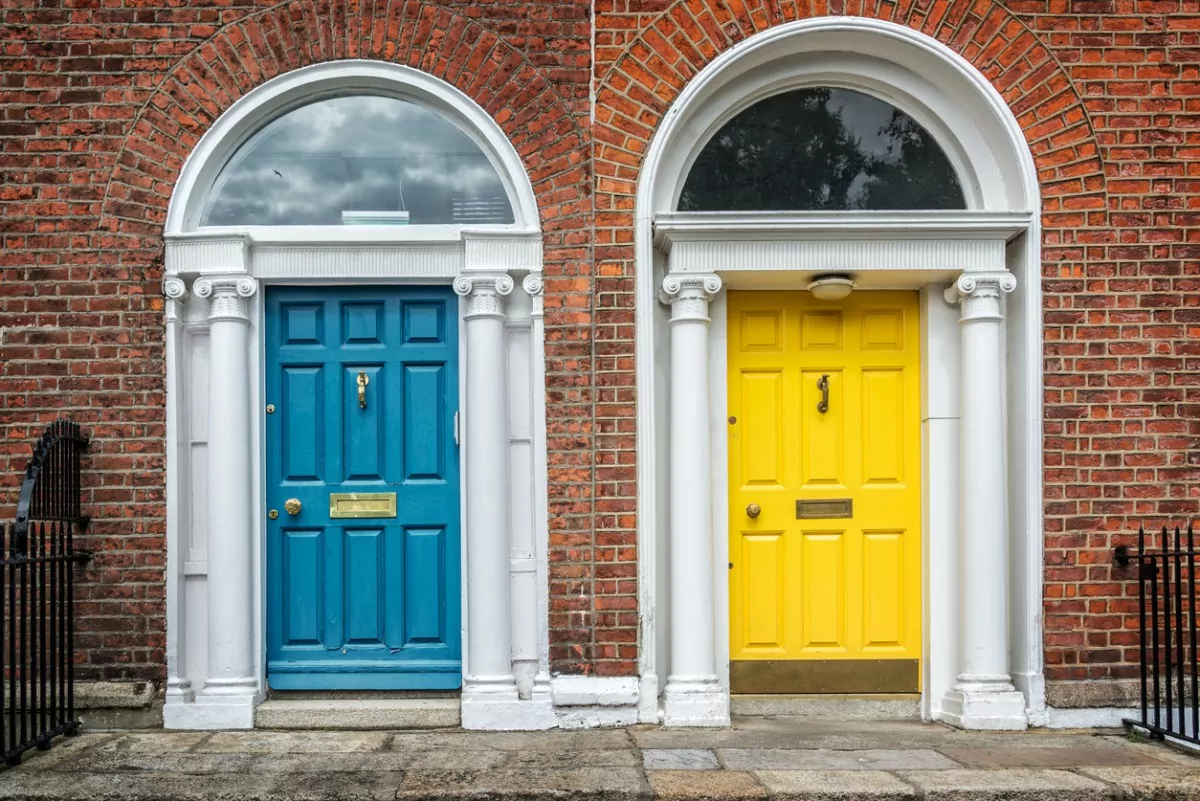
[265,286,461,690]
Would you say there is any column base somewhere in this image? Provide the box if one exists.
[941,681,1028,731]
[663,676,730,728]
[462,676,555,730]
[165,691,261,730]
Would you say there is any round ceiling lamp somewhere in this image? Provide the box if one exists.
[807,274,856,301]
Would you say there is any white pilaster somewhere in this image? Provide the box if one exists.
[163,277,194,712]
[455,272,527,730]
[941,271,1027,731]
[660,273,729,727]
[191,274,260,728]
[522,273,557,726]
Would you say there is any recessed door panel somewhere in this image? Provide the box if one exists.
[800,370,844,488]
[343,364,385,481]
[281,529,323,646]
[861,369,907,486]
[740,532,786,650]
[728,291,922,692]
[741,371,785,487]
[863,530,906,650]
[266,286,462,690]
[404,365,446,482]
[802,532,846,650]
[281,366,323,482]
[404,527,447,644]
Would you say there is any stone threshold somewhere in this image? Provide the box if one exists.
[254,697,460,729]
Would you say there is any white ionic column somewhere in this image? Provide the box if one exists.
[192,274,259,728]
[941,271,1027,731]
[162,277,194,718]
[660,273,729,727]
[454,272,526,730]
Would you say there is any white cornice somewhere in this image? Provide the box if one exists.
[164,228,543,280]
[653,211,1032,252]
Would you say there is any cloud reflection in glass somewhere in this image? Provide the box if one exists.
[201,95,515,226]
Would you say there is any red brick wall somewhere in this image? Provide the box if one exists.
[2,0,1197,690]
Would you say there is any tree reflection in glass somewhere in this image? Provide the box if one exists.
[201,95,515,226]
[679,88,965,212]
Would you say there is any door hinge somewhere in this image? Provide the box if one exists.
[454,411,460,446]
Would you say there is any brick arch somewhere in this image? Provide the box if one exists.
[99,0,586,238]
[593,1,1107,228]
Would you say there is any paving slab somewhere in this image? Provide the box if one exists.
[504,749,642,768]
[647,769,766,799]
[87,731,214,753]
[200,730,389,753]
[753,770,917,799]
[897,768,1113,801]
[396,767,649,798]
[719,749,959,771]
[385,728,634,751]
[1077,766,1200,799]
[0,771,284,801]
[644,750,722,770]
[938,744,1172,769]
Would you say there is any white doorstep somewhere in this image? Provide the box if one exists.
[254,698,460,730]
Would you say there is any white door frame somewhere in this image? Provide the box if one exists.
[634,19,1045,729]
[159,61,557,730]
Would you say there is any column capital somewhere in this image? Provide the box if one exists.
[522,273,544,319]
[194,275,257,323]
[163,276,188,323]
[454,272,514,320]
[943,272,1016,323]
[659,273,722,322]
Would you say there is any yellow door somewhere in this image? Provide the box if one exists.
[728,290,922,694]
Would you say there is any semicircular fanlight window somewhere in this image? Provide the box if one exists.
[201,95,515,226]
[679,87,965,212]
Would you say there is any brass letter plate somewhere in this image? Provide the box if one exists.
[796,498,853,519]
[329,492,397,519]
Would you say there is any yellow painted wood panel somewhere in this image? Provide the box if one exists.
[728,290,922,678]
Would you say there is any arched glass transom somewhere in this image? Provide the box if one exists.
[201,95,515,227]
[679,87,965,212]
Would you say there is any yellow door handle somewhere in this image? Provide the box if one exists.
[746,503,761,519]
[284,498,302,515]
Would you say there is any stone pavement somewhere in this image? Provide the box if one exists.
[3,717,1200,800]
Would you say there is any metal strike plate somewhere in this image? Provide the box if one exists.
[329,492,397,519]
[795,498,853,519]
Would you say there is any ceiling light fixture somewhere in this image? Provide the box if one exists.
[807,274,856,301]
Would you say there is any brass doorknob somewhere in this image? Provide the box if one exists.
[746,503,761,519]
[284,498,302,515]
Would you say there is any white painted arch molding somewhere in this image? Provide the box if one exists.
[634,16,1045,726]
[165,60,541,234]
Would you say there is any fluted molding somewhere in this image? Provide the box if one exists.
[944,272,1018,322]
[659,273,722,323]
[454,273,514,320]
[163,276,188,322]
[522,274,544,319]
[195,275,258,323]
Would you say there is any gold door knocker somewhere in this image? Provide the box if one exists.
[816,374,830,414]
[357,371,369,409]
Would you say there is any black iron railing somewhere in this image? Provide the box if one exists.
[1117,523,1200,745]
[2,420,91,766]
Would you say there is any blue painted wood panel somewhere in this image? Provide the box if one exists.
[265,286,461,690]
